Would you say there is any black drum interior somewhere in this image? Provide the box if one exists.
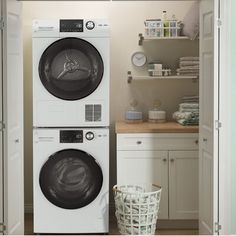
[39,149,103,209]
[39,37,104,100]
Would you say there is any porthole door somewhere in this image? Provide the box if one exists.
[39,149,103,209]
[39,37,104,100]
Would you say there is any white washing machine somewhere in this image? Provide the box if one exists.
[33,128,109,234]
[32,19,110,127]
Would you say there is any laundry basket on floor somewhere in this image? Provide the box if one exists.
[113,183,162,235]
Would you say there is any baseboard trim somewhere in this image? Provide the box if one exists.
[24,203,33,213]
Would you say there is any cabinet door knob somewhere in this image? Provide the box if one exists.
[170,158,175,162]
[162,158,167,162]
[195,140,199,144]
[136,141,142,145]
[203,138,207,142]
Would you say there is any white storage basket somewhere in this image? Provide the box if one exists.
[113,183,162,235]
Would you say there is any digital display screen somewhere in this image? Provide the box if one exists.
[60,19,84,32]
[60,130,83,143]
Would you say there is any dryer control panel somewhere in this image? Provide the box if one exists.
[60,19,84,32]
[60,130,83,143]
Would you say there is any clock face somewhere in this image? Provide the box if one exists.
[131,52,147,67]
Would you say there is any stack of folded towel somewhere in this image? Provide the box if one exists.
[176,57,199,76]
[173,95,199,125]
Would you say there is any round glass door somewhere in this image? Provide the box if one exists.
[39,37,104,100]
[39,149,103,209]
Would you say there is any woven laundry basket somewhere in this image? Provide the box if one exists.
[113,183,162,235]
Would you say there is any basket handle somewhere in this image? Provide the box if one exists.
[113,184,161,192]
[112,185,122,193]
[152,183,162,189]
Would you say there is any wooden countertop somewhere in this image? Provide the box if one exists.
[115,121,199,133]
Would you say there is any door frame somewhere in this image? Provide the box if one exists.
[2,0,24,234]
[218,0,231,234]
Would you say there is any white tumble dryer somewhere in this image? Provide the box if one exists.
[32,19,110,127]
[33,128,109,234]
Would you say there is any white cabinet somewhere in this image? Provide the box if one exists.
[116,133,198,220]
[169,151,198,219]
[117,150,169,219]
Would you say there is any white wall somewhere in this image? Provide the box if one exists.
[23,1,198,209]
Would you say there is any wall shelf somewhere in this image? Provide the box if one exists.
[127,71,198,83]
[138,33,191,45]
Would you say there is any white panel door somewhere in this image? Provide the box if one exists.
[0,0,3,234]
[2,0,24,234]
[199,0,219,234]
[169,151,199,220]
[117,150,168,219]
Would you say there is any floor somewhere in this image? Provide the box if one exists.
[25,213,199,235]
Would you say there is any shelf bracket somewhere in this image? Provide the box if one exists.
[138,33,144,46]
[127,71,133,83]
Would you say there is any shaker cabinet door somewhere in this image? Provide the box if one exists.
[117,150,168,219]
[169,150,199,219]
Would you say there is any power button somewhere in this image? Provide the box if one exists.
[85,131,94,141]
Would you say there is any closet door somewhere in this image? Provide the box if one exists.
[199,0,220,234]
[2,0,24,234]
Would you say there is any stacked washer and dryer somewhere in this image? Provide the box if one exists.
[32,19,110,234]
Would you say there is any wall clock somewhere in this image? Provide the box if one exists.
[131,51,147,67]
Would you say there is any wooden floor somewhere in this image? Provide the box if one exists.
[25,213,198,235]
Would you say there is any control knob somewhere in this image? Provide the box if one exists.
[86,21,95,30]
[85,131,94,140]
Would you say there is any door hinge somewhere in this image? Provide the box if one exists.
[0,223,6,233]
[217,18,222,28]
[214,222,222,233]
[0,18,4,30]
[215,120,222,130]
[0,121,5,131]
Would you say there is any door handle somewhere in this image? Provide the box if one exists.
[162,158,167,162]
[136,141,142,145]
[15,139,20,143]
[170,158,175,162]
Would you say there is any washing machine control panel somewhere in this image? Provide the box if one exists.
[60,130,83,143]
[60,19,84,32]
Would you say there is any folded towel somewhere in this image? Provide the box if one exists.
[177,72,199,76]
[179,103,199,109]
[177,118,199,126]
[179,57,199,61]
[181,95,199,100]
[181,99,199,103]
[178,65,199,69]
[180,61,199,66]
[176,112,199,126]
[179,108,199,113]
[177,69,199,73]
[173,111,193,120]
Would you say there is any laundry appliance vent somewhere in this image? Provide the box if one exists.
[85,104,102,122]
